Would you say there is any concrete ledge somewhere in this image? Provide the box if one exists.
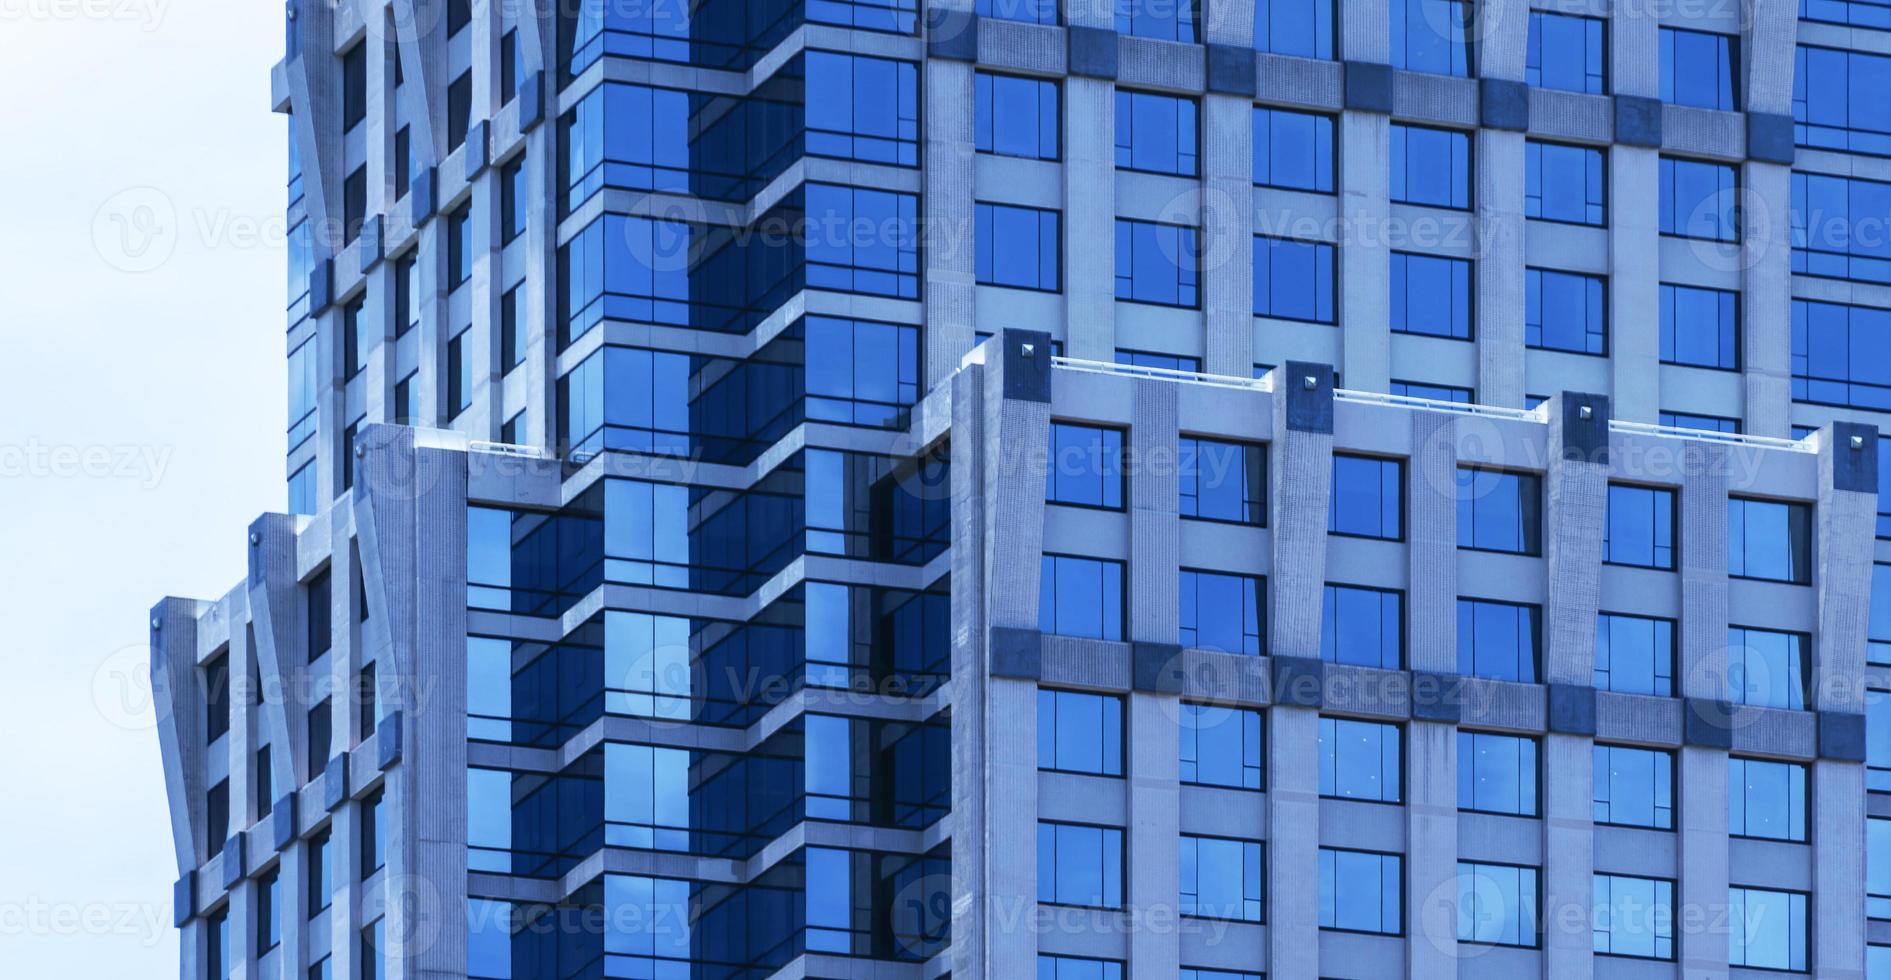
[1479,78,1529,131]
[1614,95,1662,148]
[220,834,245,889]
[174,873,195,927]
[990,626,1044,680]
[323,754,349,812]
[463,120,491,180]
[377,711,404,769]
[1548,683,1598,735]
[519,72,545,130]
[1207,44,1257,97]
[410,167,438,227]
[308,259,333,315]
[1068,26,1118,80]
[273,793,298,850]
[1132,642,1186,693]
[357,214,384,274]
[1820,711,1867,762]
[1746,111,1794,165]
[1682,698,1734,749]
[1528,88,1611,144]
[977,18,1066,75]
[1343,61,1393,113]
[927,6,978,61]
[1832,421,1880,494]
[1272,656,1325,707]
[1411,671,1463,723]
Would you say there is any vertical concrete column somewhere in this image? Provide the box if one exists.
[1677,441,1731,977]
[1126,378,1180,975]
[1338,116,1391,393]
[950,336,1053,978]
[1475,132,1526,408]
[1609,148,1661,423]
[1812,425,1879,979]
[1406,725,1458,978]
[1065,78,1117,362]
[1740,162,1793,439]
[1406,411,1458,977]
[521,60,554,448]
[1541,394,1609,686]
[1541,733,1595,978]
[1266,363,1334,980]
[1204,94,1256,378]
[924,57,977,388]
[1266,707,1320,980]
[1473,0,1528,408]
[1741,0,1798,116]
[1610,0,1658,99]
[353,425,470,980]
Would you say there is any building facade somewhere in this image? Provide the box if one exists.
[153,0,1891,976]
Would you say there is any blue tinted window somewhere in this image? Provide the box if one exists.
[604,743,690,849]
[1392,0,1471,76]
[1605,484,1675,569]
[1257,0,1332,57]
[1391,252,1472,339]
[1038,822,1124,907]
[1319,717,1401,802]
[1038,689,1123,776]
[1659,411,1740,434]
[1793,171,1891,283]
[1795,45,1891,156]
[1458,732,1538,816]
[1115,0,1195,41]
[1321,584,1403,669]
[805,315,920,426]
[1594,613,1675,697]
[467,767,513,871]
[1457,468,1541,554]
[1179,437,1265,525]
[1392,124,1471,208]
[1872,689,1891,792]
[1253,107,1335,192]
[1526,268,1607,354]
[977,73,1059,159]
[977,203,1061,291]
[502,157,528,243]
[1116,90,1198,175]
[1180,570,1265,654]
[288,463,316,516]
[601,875,692,974]
[467,899,512,979]
[805,52,918,166]
[1181,836,1264,921]
[1593,744,1673,829]
[449,205,473,288]
[1793,298,1891,408]
[257,870,280,952]
[1729,757,1809,841]
[1728,497,1811,582]
[1179,703,1264,789]
[1330,454,1403,539]
[1038,956,1123,980]
[1254,236,1336,322]
[1392,381,1472,402]
[309,831,332,911]
[1115,349,1199,373]
[1660,283,1739,369]
[1729,888,1808,971]
[1181,970,1261,980]
[1873,819,1891,920]
[1319,848,1403,934]
[279,345,318,434]
[807,184,921,298]
[1803,0,1891,29]
[1659,157,1737,241]
[1458,862,1538,947]
[1457,599,1540,683]
[1594,874,1675,959]
[1873,564,1891,665]
[1527,11,1605,93]
[1115,219,1200,307]
[1660,28,1737,109]
[1046,423,1125,508]
[1039,554,1125,640]
[1728,627,1810,709]
[1526,141,1605,224]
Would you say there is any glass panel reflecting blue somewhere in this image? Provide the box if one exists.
[1660,157,1738,241]
[1253,106,1335,192]
[1037,822,1125,907]
[1116,90,1198,175]
[1794,44,1891,156]
[1179,703,1264,789]
[1457,732,1538,816]
[1526,267,1607,354]
[1456,599,1541,683]
[1039,554,1126,640]
[1180,570,1265,654]
[1180,836,1265,921]
[1660,27,1738,109]
[1792,172,1891,283]
[1392,0,1471,76]
[1527,11,1605,93]
[1727,498,1812,582]
[1728,887,1808,971]
[1457,862,1539,947]
[1457,468,1541,554]
[1254,236,1336,322]
[1593,744,1674,829]
[1319,717,1401,802]
[1525,141,1605,224]
[1793,298,1891,408]
[1605,484,1675,569]
[1038,689,1123,776]
[1392,124,1472,208]
[1179,438,1265,525]
[1594,874,1675,959]
[1594,613,1675,697]
[1115,218,1201,307]
[1728,756,1809,841]
[1319,848,1403,933]
[1391,252,1473,339]
[1321,584,1403,669]
[1660,282,1739,369]
[977,202,1061,291]
[1330,455,1404,539]
[977,72,1059,159]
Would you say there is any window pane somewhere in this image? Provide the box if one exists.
[1320,717,1401,802]
[1330,455,1404,538]
[1391,252,1473,338]
[1526,141,1606,224]
[1038,689,1123,776]
[1392,124,1472,208]
[1321,584,1404,669]
[1605,484,1676,569]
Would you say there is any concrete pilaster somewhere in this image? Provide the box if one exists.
[1266,707,1319,980]
[1677,746,1730,977]
[1609,147,1661,424]
[925,58,977,388]
[1338,114,1391,393]
[1543,732,1595,979]
[1741,162,1793,439]
[1475,130,1526,408]
[1066,78,1117,362]
[1542,397,1607,686]
[1405,722,1458,978]
[1409,412,1458,674]
[1204,94,1256,377]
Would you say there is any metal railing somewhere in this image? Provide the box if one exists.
[1335,388,1546,422]
[1609,419,1817,454]
[1051,356,1276,392]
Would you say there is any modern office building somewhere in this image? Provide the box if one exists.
[152,0,1891,977]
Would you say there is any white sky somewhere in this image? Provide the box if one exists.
[0,2,287,971]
